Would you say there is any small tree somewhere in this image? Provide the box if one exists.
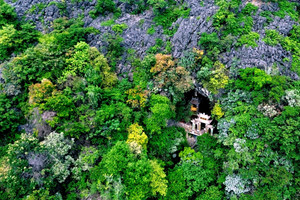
[126,123,148,152]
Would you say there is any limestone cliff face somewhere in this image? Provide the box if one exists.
[4,0,299,79]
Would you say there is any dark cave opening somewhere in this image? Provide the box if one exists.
[185,89,212,115]
[175,89,212,123]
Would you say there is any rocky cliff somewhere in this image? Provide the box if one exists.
[5,0,299,79]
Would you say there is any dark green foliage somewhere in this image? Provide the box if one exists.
[241,3,258,15]
[165,147,215,199]
[237,32,260,47]
[90,0,120,18]
[196,186,224,200]
[0,94,23,137]
[148,126,186,164]
[0,0,39,61]
[198,32,234,60]
[104,33,125,68]
[235,68,273,91]
[1,42,65,97]
[45,18,97,51]
[274,0,299,21]
[260,11,274,24]
[233,68,289,104]
[153,4,190,36]
[265,106,300,160]
[0,0,299,199]
[91,141,168,199]
[263,29,281,46]
[0,0,17,27]
[1,18,96,95]
[199,32,220,54]
[145,94,175,135]
[132,54,156,88]
[147,38,164,54]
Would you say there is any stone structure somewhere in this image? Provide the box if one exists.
[177,113,214,137]
[191,113,214,136]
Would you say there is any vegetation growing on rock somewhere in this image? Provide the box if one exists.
[0,0,299,199]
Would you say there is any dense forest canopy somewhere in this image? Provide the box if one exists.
[0,0,299,199]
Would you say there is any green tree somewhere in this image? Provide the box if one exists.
[166,147,215,199]
[145,94,175,134]
[126,123,148,152]
[203,61,229,94]
[0,94,23,136]
[149,160,168,196]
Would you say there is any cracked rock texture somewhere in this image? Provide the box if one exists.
[4,0,299,79]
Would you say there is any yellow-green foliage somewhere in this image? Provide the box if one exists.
[211,103,224,120]
[89,47,118,88]
[149,160,168,196]
[127,123,148,150]
[203,61,229,94]
[126,86,149,109]
[60,42,117,88]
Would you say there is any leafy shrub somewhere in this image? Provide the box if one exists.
[150,53,194,101]
[153,5,190,36]
[148,0,168,13]
[126,86,149,109]
[92,141,168,199]
[202,61,229,94]
[100,19,115,26]
[1,35,67,96]
[241,3,258,15]
[104,34,124,67]
[263,29,282,46]
[148,126,185,164]
[0,22,39,61]
[260,11,274,24]
[237,32,260,47]
[274,0,299,21]
[28,3,47,14]
[1,18,94,89]
[60,41,117,88]
[234,68,272,91]
[0,94,23,136]
[211,102,224,120]
[43,18,97,51]
[149,159,168,196]
[213,2,256,39]
[198,33,234,60]
[90,0,119,18]
[0,0,17,27]
[147,26,156,35]
[126,123,148,151]
[166,150,215,199]
[112,23,128,34]
[145,94,175,134]
[199,32,220,54]
[28,79,56,105]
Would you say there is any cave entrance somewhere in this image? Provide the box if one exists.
[176,89,214,148]
[185,90,211,116]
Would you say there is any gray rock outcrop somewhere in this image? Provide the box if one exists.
[4,0,299,80]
